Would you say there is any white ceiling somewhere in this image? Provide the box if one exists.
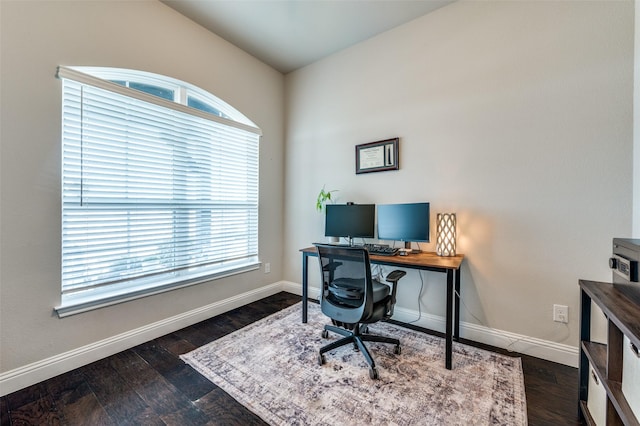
[161,0,454,74]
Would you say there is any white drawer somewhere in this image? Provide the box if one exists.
[622,335,640,421]
[590,301,608,344]
[587,361,607,426]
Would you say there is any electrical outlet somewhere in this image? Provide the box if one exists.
[553,304,568,323]
[264,262,271,274]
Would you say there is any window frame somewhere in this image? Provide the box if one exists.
[55,66,262,317]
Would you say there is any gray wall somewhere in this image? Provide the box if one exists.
[283,0,634,353]
[0,0,285,374]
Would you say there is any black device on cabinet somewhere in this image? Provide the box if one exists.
[610,238,640,305]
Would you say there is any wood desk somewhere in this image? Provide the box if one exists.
[300,246,464,370]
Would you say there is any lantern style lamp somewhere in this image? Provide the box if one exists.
[436,213,456,256]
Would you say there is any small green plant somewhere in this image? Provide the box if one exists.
[316,185,337,212]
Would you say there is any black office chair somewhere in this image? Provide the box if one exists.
[315,244,406,379]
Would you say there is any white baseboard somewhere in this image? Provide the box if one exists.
[390,306,579,367]
[281,280,320,299]
[1,280,578,396]
[281,280,579,368]
[0,282,286,396]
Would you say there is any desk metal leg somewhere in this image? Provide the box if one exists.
[302,253,309,323]
[454,268,461,341]
[445,268,454,370]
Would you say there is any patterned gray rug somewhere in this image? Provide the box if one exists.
[181,302,527,425]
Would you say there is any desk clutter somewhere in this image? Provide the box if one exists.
[322,201,458,257]
[357,243,399,256]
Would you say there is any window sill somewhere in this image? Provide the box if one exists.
[55,259,260,318]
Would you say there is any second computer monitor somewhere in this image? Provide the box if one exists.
[377,202,430,248]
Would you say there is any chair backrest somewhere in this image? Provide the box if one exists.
[315,244,375,324]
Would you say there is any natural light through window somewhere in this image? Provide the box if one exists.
[55,67,261,317]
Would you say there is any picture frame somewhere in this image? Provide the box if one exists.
[355,138,399,174]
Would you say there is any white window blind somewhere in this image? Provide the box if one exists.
[57,67,260,316]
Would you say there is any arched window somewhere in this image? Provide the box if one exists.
[55,67,261,317]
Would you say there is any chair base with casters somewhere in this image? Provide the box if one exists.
[317,322,401,380]
[314,242,407,380]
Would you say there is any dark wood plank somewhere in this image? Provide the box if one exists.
[80,357,164,425]
[194,387,268,426]
[7,394,62,425]
[172,315,237,347]
[0,396,10,426]
[4,381,49,411]
[524,359,581,425]
[55,382,115,426]
[42,368,113,424]
[133,340,217,402]
[108,350,208,424]
[153,333,197,357]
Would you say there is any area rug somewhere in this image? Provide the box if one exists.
[181,302,527,425]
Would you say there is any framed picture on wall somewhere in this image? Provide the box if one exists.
[355,138,399,174]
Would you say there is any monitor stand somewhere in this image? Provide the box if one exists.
[400,241,421,254]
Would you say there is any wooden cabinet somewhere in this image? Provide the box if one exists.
[579,280,640,425]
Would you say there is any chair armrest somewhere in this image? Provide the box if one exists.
[384,270,406,317]
[385,270,406,283]
[322,261,342,272]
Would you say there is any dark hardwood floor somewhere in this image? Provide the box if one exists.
[1,292,581,425]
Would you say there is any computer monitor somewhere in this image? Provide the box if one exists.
[377,202,430,249]
[325,204,375,243]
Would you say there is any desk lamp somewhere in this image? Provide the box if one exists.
[436,213,456,256]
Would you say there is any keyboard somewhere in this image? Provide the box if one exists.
[362,244,399,256]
